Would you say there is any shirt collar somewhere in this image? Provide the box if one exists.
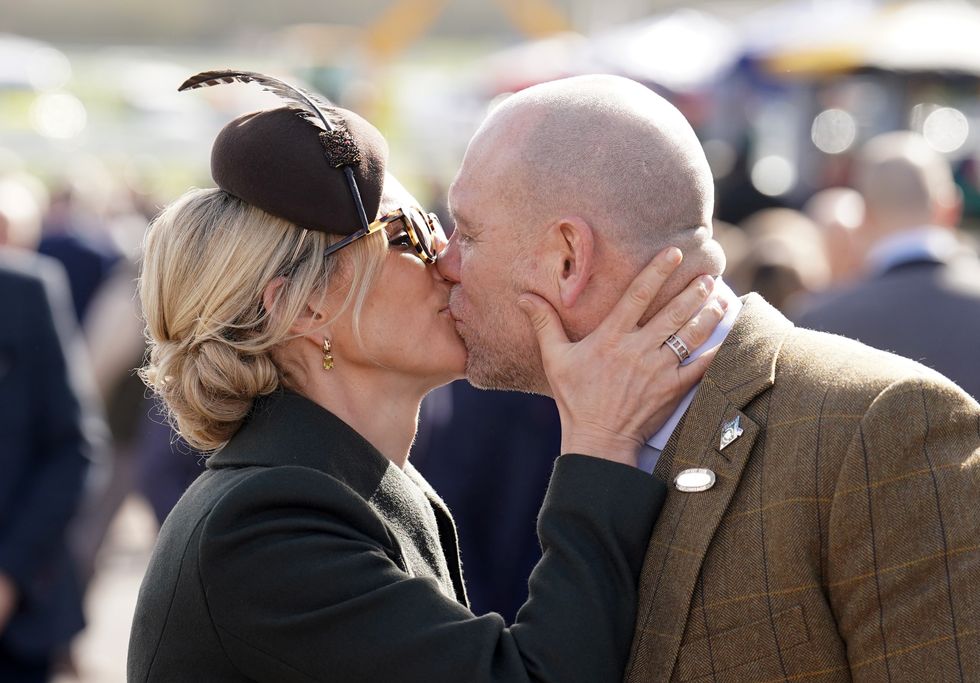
[864,226,959,276]
[645,277,742,451]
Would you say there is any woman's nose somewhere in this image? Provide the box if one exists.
[431,226,448,253]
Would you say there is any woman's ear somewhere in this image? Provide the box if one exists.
[553,216,595,309]
[262,277,327,340]
[261,277,286,322]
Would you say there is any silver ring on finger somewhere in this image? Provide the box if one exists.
[664,333,690,362]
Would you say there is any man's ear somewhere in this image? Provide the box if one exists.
[262,277,327,340]
[552,216,595,309]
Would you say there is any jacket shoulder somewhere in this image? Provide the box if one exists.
[201,464,391,539]
[130,464,394,681]
[0,248,67,294]
[776,326,944,399]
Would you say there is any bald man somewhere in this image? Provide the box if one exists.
[438,76,980,682]
[797,132,980,401]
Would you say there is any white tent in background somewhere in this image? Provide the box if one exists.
[745,0,980,77]
[591,9,740,92]
[854,0,980,75]
[0,34,71,90]
[477,32,596,94]
[477,8,740,95]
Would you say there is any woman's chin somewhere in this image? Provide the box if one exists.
[438,359,468,385]
[423,354,467,389]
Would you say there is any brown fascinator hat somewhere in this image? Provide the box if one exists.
[178,70,389,235]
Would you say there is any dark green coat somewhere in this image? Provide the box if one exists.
[127,390,665,682]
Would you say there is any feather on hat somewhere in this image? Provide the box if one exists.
[179,69,388,235]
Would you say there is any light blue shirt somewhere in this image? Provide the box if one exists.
[637,278,742,474]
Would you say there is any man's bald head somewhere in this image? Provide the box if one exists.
[443,75,723,392]
[856,131,960,235]
[459,75,718,265]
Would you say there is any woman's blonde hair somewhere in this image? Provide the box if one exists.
[139,187,386,452]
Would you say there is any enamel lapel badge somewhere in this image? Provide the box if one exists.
[674,468,716,492]
[719,415,743,451]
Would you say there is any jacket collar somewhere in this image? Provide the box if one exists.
[629,295,794,682]
[207,389,390,502]
[653,293,791,481]
[206,388,469,604]
[700,292,790,407]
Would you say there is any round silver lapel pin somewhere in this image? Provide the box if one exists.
[674,468,716,493]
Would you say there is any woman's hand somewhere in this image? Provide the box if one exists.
[518,247,727,467]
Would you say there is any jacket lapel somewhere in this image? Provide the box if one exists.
[626,294,793,682]
[405,464,470,606]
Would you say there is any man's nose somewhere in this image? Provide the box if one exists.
[436,232,461,283]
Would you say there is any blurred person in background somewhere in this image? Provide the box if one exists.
[129,85,725,682]
[37,185,121,325]
[439,74,980,682]
[725,207,830,312]
[708,219,749,283]
[713,135,786,225]
[68,186,206,583]
[0,175,46,252]
[802,186,866,286]
[0,186,106,681]
[131,411,206,526]
[796,131,980,400]
[33,177,129,588]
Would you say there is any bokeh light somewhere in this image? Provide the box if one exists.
[922,107,969,153]
[29,91,87,139]
[751,155,796,197]
[811,108,857,154]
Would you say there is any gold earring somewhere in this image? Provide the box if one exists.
[322,337,334,371]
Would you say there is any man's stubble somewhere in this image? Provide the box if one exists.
[451,288,546,394]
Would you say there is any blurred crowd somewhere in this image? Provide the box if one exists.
[3,1,980,680]
[0,168,209,679]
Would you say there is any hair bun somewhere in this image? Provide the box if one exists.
[143,338,277,452]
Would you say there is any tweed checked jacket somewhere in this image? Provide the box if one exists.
[625,294,980,682]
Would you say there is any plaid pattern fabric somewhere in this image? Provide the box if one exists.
[625,295,980,682]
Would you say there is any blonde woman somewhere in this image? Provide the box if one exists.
[128,77,725,682]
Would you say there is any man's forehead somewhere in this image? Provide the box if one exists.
[450,154,508,209]
[447,179,480,223]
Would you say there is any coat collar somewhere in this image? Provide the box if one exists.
[208,389,391,504]
[628,294,794,682]
[207,389,469,605]
[652,293,790,481]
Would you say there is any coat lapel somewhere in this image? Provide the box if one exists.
[404,464,470,606]
[626,294,793,682]
[366,462,459,600]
